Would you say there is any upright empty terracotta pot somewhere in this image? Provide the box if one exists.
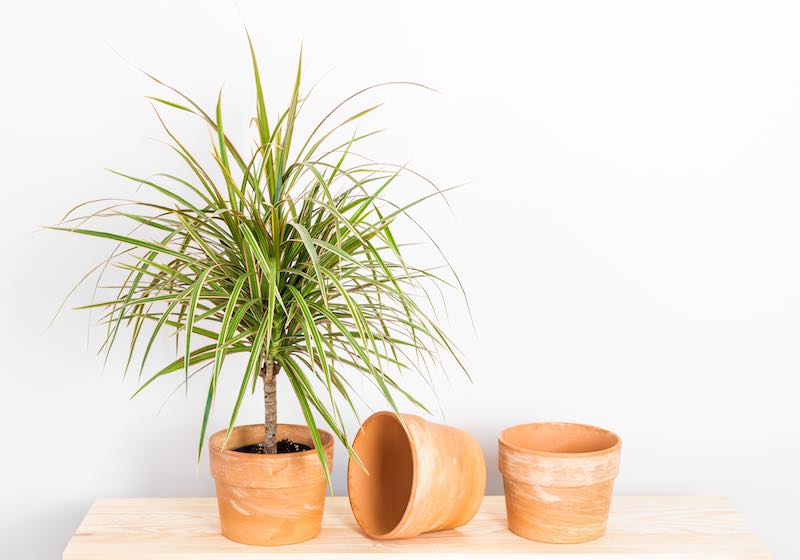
[347,411,486,539]
[209,423,333,546]
[498,422,621,544]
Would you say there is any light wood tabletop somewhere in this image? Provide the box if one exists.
[63,495,770,559]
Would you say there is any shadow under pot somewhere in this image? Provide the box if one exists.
[347,411,486,539]
[498,422,621,544]
[209,424,333,546]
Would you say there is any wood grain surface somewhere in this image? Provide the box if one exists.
[63,496,771,559]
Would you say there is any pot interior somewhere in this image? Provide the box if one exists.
[502,422,619,454]
[349,413,414,536]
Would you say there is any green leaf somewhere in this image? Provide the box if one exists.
[223,317,270,450]
[49,226,195,263]
[285,367,333,491]
[185,266,216,394]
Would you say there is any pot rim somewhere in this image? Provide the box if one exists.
[210,423,334,459]
[348,411,420,539]
[498,421,621,458]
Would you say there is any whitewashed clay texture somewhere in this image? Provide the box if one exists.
[348,411,486,539]
[499,422,621,543]
[209,423,333,546]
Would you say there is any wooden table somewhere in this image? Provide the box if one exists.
[63,496,770,559]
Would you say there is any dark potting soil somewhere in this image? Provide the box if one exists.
[234,439,312,454]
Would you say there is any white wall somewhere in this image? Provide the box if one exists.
[2,1,799,557]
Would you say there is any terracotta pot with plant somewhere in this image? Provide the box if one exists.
[53,34,470,546]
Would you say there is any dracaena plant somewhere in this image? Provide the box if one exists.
[53,37,467,480]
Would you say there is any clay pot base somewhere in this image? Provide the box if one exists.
[504,478,614,543]
[499,422,621,544]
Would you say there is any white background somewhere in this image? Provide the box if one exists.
[2,1,799,557]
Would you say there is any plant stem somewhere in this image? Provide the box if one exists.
[262,361,279,453]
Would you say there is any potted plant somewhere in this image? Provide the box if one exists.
[53,36,470,546]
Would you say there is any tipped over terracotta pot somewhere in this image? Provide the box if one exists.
[498,422,621,544]
[347,411,486,539]
[209,424,333,546]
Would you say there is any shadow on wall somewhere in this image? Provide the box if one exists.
[8,501,89,559]
[467,424,503,495]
